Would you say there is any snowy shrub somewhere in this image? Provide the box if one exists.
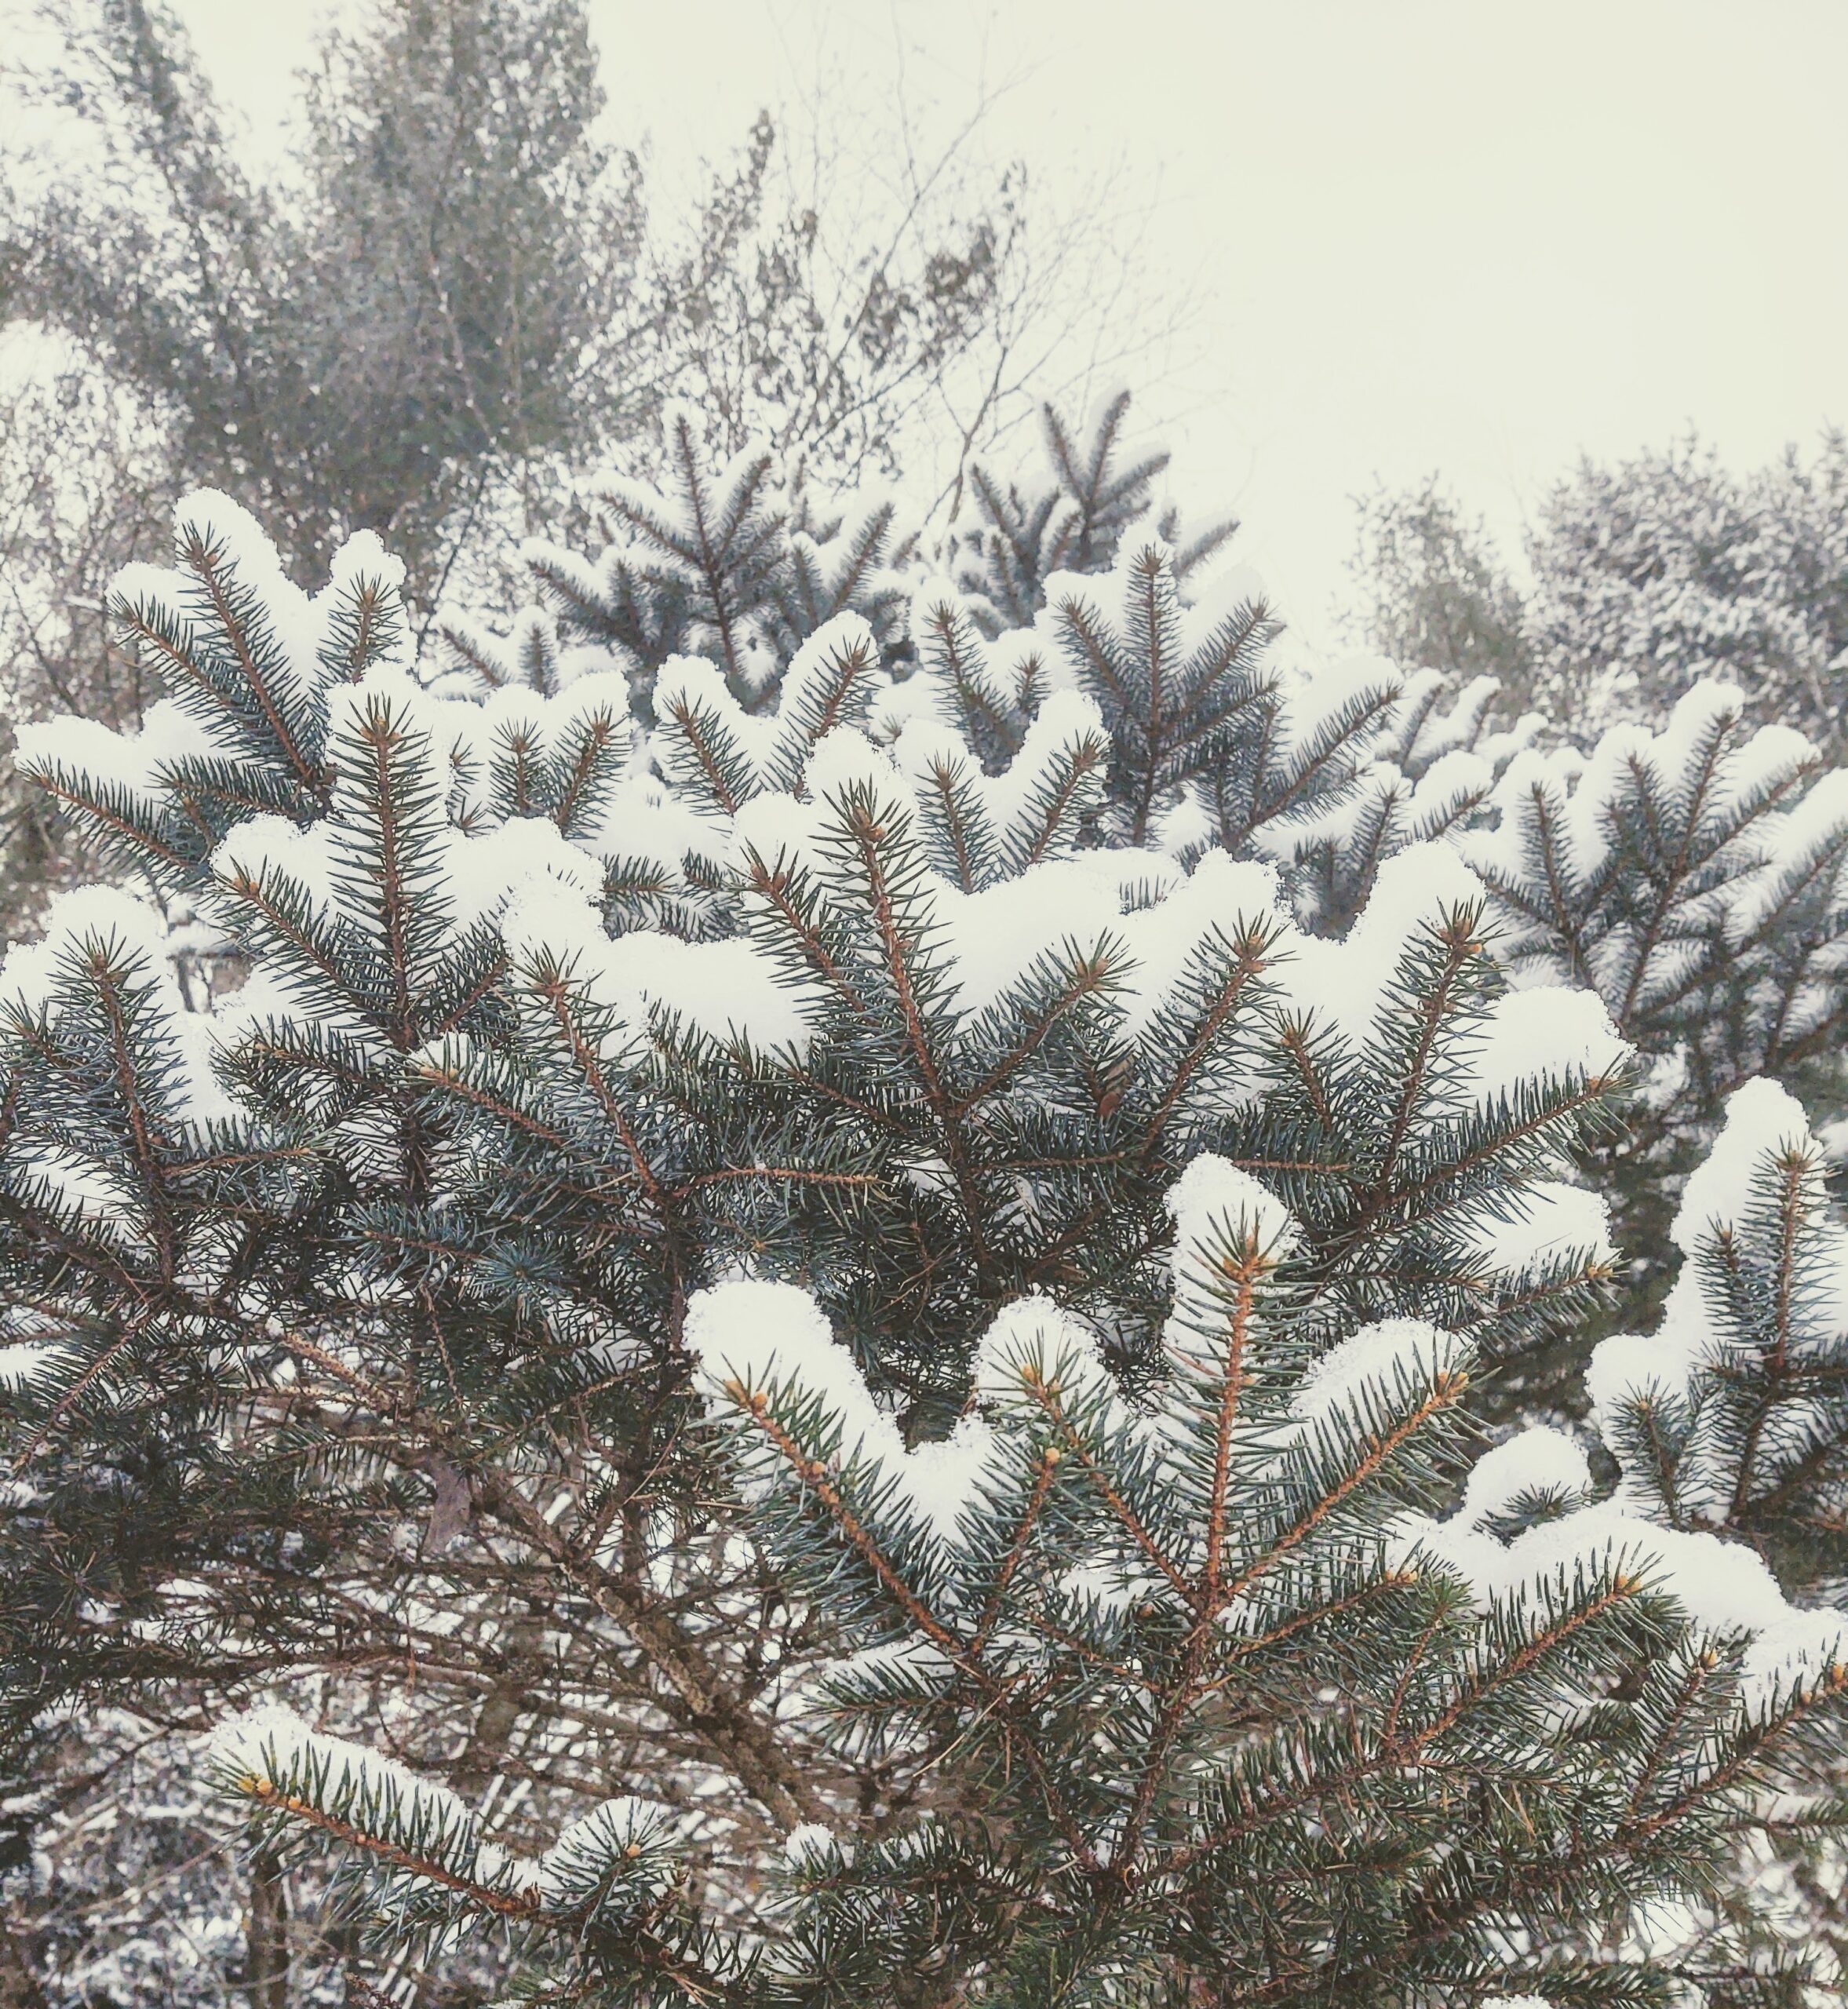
[479,401,1848,1242]
[1463,684,1848,1318]
[198,1165,1848,2000]
[5,466,1848,2001]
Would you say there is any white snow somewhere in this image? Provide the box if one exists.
[472,822,821,1058]
[1587,1079,1848,1530]
[783,1822,838,1867]
[1270,650,1398,760]
[618,934,815,1056]
[686,1280,1001,1544]
[1457,1427,1592,1527]
[0,884,237,1127]
[1290,1319,1467,1426]
[1671,1077,1813,1256]
[981,690,1109,838]
[212,814,341,919]
[1113,851,1282,1040]
[0,1341,60,1388]
[653,654,775,789]
[1463,1181,1615,1275]
[1278,844,1486,1049]
[209,1702,505,1879]
[0,885,171,1022]
[1165,1155,1298,1337]
[588,774,733,879]
[1401,1486,1848,1706]
[1463,986,1630,1103]
[765,614,887,782]
[929,858,1121,1019]
[317,527,412,679]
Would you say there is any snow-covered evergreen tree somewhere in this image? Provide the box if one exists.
[502,402,916,716]
[1595,1078,1848,1603]
[468,395,1401,873]
[202,1176,1848,2004]
[1282,668,1538,938]
[1461,683,1848,1317]
[5,491,1848,2002]
[943,387,1237,635]
[1350,432,1848,754]
[467,405,1848,1287]
[1525,432,1848,751]
[1584,1078,1848,1971]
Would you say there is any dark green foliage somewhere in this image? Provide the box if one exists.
[947,388,1238,636]
[3,0,640,603]
[517,406,916,714]
[9,448,1848,2004]
[1462,683,1848,1331]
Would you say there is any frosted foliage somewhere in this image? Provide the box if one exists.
[1457,1426,1592,1526]
[494,854,818,1057]
[1114,851,1280,1040]
[210,1705,557,1910]
[1588,1079,1848,1573]
[1671,1076,1813,1255]
[1525,432,1848,748]
[213,1704,459,1827]
[1281,844,1485,1047]
[148,488,408,698]
[0,884,235,1126]
[735,725,1285,1030]
[697,1180,1848,1740]
[16,698,221,805]
[1270,650,1391,758]
[0,884,174,1021]
[1467,684,1846,1009]
[931,859,1122,1019]
[539,1797,674,1909]
[1290,1319,1464,1425]
[1399,1497,1846,1703]
[1464,1180,1614,1275]
[783,1821,837,1867]
[1588,1078,1843,1448]
[1167,1151,1298,1265]
[22,433,1848,2005]
[687,1280,1001,1544]
[1463,989,1628,1103]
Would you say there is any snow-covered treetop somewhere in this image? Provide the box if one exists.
[5,482,1627,1402]
[442,403,1848,1189]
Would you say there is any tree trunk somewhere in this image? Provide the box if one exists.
[0,1918,49,2009]
[246,1851,290,2009]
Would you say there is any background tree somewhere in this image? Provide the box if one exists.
[1346,474,1532,703]
[1525,431,1848,750]
[1347,433,1848,753]
[3,0,641,613]
[0,353,169,937]
[0,0,1179,932]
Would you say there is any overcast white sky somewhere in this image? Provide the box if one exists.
[175,0,1848,646]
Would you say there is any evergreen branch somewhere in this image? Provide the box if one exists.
[1219,1373,1472,1607]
